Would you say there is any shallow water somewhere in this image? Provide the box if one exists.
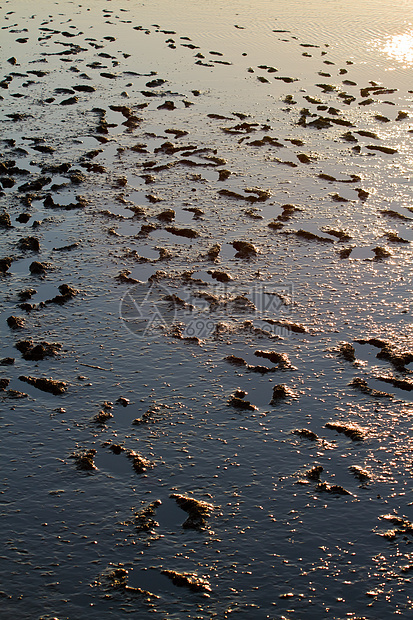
[1,1,413,618]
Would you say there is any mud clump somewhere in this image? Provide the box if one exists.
[268,220,284,230]
[170,493,215,530]
[0,378,10,391]
[338,246,355,259]
[116,270,140,284]
[372,246,391,260]
[18,176,51,192]
[379,514,413,540]
[19,375,67,395]
[375,114,390,123]
[377,376,413,391]
[383,231,409,244]
[18,236,40,252]
[133,499,162,532]
[127,450,154,474]
[224,355,277,374]
[29,261,49,275]
[325,420,365,441]
[165,226,198,238]
[53,242,81,252]
[93,409,114,424]
[72,448,97,471]
[353,338,399,369]
[183,206,204,219]
[16,279,36,300]
[370,341,413,370]
[296,153,313,164]
[15,340,62,361]
[0,212,12,228]
[254,350,295,369]
[16,213,31,224]
[132,403,171,425]
[158,100,175,110]
[100,566,157,598]
[295,229,334,243]
[366,145,398,154]
[170,324,201,344]
[379,209,411,221]
[278,204,301,221]
[0,257,13,273]
[228,390,257,411]
[270,384,295,404]
[349,377,391,397]
[349,465,371,482]
[220,187,270,202]
[0,357,15,366]
[161,569,212,593]
[322,229,352,241]
[316,482,351,495]
[44,194,87,210]
[46,284,78,305]
[7,315,25,330]
[164,294,194,311]
[5,389,28,399]
[264,319,307,333]
[218,169,231,181]
[292,428,319,441]
[338,342,356,362]
[306,465,323,480]
[225,355,247,367]
[208,270,232,283]
[232,240,258,258]
[206,243,220,261]
[156,209,175,222]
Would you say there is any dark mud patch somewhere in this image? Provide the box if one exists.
[379,514,413,540]
[270,384,296,404]
[338,342,356,362]
[98,566,158,599]
[15,340,62,361]
[325,420,366,441]
[254,350,296,369]
[127,499,162,533]
[7,315,25,329]
[18,375,67,394]
[349,377,392,398]
[161,569,211,593]
[46,284,78,305]
[71,448,97,471]
[170,493,215,530]
[227,389,257,411]
[231,240,258,258]
[127,450,154,474]
[349,465,371,484]
[292,428,319,441]
[316,482,352,495]
[263,319,307,333]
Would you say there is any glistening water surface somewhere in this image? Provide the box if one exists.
[1,1,413,618]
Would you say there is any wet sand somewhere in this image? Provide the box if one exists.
[1,1,413,618]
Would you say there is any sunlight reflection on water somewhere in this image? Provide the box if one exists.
[382,30,413,65]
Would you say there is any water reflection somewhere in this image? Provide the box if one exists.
[383,31,413,64]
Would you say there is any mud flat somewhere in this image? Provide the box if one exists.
[1,1,413,619]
